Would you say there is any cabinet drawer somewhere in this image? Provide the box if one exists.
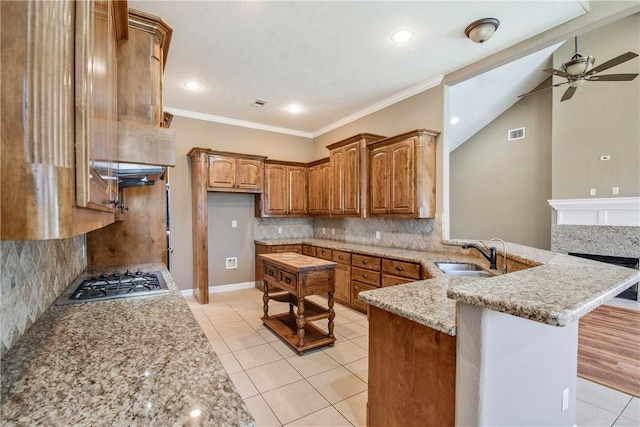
[381,259,421,280]
[351,266,380,287]
[302,245,317,257]
[381,274,415,288]
[352,254,381,271]
[316,247,333,260]
[332,250,351,265]
[264,263,278,279]
[272,244,302,254]
[279,270,297,290]
[351,281,376,313]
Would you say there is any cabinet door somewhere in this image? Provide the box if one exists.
[237,158,263,191]
[308,165,321,214]
[288,166,308,215]
[369,145,390,215]
[334,263,351,304]
[263,164,287,215]
[330,149,344,214]
[319,162,332,215]
[208,155,236,189]
[76,0,118,211]
[389,139,415,214]
[343,142,360,215]
[351,281,375,313]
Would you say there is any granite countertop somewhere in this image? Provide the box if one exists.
[1,263,253,427]
[256,238,640,333]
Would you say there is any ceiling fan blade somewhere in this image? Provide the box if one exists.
[543,68,569,78]
[587,73,639,82]
[517,81,568,98]
[590,52,639,74]
[561,86,577,102]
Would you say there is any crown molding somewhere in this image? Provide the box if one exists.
[163,107,314,138]
[311,74,444,138]
[549,197,640,226]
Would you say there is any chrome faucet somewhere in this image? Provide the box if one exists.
[461,243,497,270]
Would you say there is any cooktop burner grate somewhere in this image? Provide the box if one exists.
[56,270,169,305]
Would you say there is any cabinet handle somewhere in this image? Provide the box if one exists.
[396,266,404,271]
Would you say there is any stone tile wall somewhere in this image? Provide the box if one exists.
[313,215,444,251]
[1,235,86,355]
[253,217,314,240]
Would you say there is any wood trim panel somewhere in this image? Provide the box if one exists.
[117,121,176,166]
[189,150,209,303]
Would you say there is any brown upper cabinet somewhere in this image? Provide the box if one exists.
[257,160,308,217]
[1,0,128,240]
[208,152,266,193]
[327,134,385,217]
[369,129,439,218]
[307,158,331,216]
[116,8,176,168]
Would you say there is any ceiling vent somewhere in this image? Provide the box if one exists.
[253,98,269,108]
[508,127,525,141]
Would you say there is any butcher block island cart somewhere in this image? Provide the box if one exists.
[259,253,337,354]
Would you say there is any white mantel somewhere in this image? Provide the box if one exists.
[548,197,640,227]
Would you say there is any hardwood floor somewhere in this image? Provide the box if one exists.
[578,304,640,397]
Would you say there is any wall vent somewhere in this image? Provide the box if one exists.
[253,98,269,108]
[508,127,525,141]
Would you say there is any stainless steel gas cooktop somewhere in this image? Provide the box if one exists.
[56,270,169,305]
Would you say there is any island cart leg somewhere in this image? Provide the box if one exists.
[296,298,306,347]
[262,281,269,319]
[327,291,335,339]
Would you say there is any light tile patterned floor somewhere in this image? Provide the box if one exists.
[185,290,639,426]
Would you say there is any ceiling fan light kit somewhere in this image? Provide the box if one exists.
[465,18,500,44]
[518,36,638,102]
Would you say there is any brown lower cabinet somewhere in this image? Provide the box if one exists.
[368,306,456,426]
[254,243,302,290]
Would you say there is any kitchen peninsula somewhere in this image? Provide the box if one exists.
[256,237,639,426]
[0,264,253,426]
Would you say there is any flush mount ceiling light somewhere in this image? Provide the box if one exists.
[391,28,414,44]
[184,81,201,90]
[287,104,303,113]
[464,18,500,44]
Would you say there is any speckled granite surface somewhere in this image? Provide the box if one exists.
[1,263,253,427]
[256,238,639,332]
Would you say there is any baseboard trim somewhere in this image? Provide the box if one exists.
[180,281,257,297]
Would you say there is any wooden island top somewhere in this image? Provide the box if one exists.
[258,252,337,272]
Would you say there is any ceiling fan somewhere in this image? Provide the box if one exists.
[518,36,638,101]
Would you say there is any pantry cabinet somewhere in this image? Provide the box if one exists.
[207,152,265,193]
[369,129,439,218]
[327,134,385,217]
[258,160,308,217]
[1,0,126,240]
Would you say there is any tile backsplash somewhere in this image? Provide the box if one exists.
[1,235,86,355]
[254,217,314,240]
[313,215,444,251]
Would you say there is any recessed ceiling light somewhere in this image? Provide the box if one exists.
[287,104,303,113]
[450,116,460,125]
[391,29,414,44]
[184,81,201,90]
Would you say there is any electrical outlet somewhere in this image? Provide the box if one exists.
[278,227,283,234]
[589,188,596,196]
[562,388,569,412]
[375,231,381,239]
[612,187,619,195]
[322,228,326,234]
[331,228,335,235]
[231,220,237,228]
[225,257,237,270]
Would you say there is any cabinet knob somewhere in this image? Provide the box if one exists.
[338,255,343,260]
[362,260,368,265]
[396,266,403,271]
[285,277,291,284]
[362,274,368,278]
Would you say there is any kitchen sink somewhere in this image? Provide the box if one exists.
[435,262,494,278]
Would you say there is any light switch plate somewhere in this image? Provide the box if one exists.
[231,220,237,228]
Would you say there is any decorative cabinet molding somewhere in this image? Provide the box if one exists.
[327,134,385,217]
[257,160,308,217]
[368,129,439,218]
[548,197,640,226]
[1,0,119,240]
